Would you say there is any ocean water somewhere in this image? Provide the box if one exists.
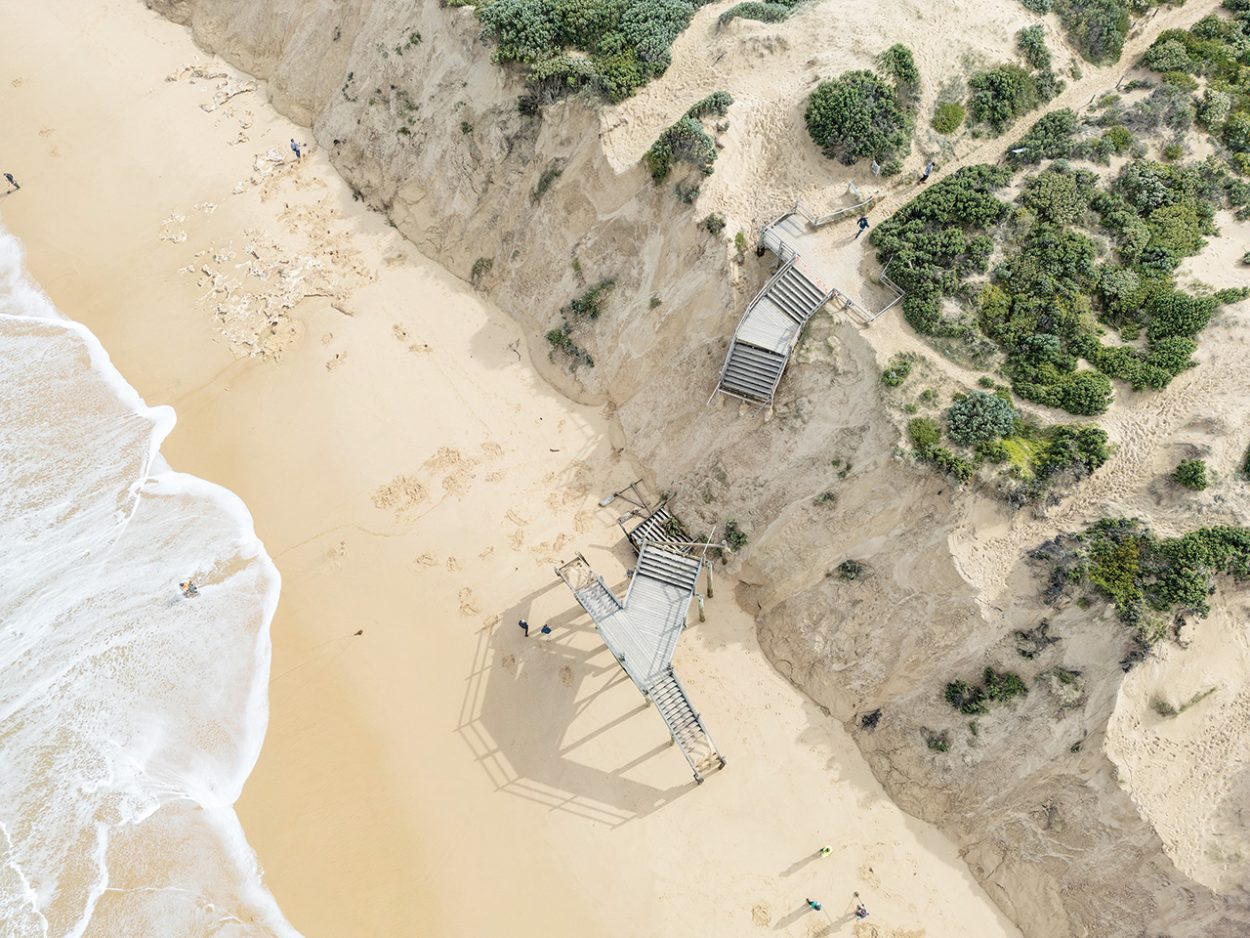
[0,226,298,937]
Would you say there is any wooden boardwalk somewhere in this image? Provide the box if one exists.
[556,542,726,783]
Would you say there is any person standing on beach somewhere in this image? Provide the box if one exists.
[179,580,198,598]
[818,845,832,858]
[806,898,823,912]
[854,892,869,919]
[919,160,934,183]
[540,624,552,636]
[518,618,529,637]
[4,173,19,192]
[289,138,302,160]
[854,215,870,240]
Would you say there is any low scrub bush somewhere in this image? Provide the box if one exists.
[717,0,804,25]
[931,102,966,134]
[701,212,726,234]
[1173,458,1208,490]
[881,353,913,387]
[946,391,1017,446]
[724,520,748,550]
[1016,25,1052,70]
[1039,518,1250,638]
[968,63,1059,134]
[1054,0,1130,65]
[564,278,616,319]
[806,68,912,166]
[644,115,717,182]
[480,0,716,105]
[1008,109,1079,166]
[546,321,594,368]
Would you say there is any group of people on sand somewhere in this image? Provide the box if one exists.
[805,847,871,920]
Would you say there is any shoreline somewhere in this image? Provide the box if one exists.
[2,3,1023,936]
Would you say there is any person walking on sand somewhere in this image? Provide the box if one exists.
[4,173,19,192]
[806,898,823,912]
[518,618,529,637]
[854,892,869,919]
[919,159,934,183]
[854,215,870,240]
[179,580,199,598]
[818,845,832,858]
[289,138,302,160]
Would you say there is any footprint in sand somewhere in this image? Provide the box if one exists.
[559,665,574,687]
[500,653,518,676]
[325,351,347,371]
[486,471,505,483]
[458,588,480,616]
[480,441,504,461]
[479,546,495,560]
[413,552,438,568]
[373,475,427,515]
[505,510,527,527]
[751,904,770,926]
[509,530,525,551]
[324,540,347,569]
[392,323,409,342]
[446,556,461,572]
[321,332,334,345]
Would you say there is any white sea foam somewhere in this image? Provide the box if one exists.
[0,225,299,937]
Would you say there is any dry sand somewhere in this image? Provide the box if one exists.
[0,2,1026,935]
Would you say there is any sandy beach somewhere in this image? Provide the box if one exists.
[0,2,1029,935]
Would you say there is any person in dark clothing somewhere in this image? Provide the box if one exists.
[919,160,934,183]
[289,138,302,160]
[4,173,19,191]
[806,898,823,912]
[540,624,552,636]
[854,892,869,918]
[854,215,870,240]
[518,619,529,637]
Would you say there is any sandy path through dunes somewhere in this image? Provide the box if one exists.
[1,1,1022,936]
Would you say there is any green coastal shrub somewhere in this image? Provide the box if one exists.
[1054,0,1130,64]
[805,69,911,165]
[878,43,920,106]
[968,63,1058,134]
[1173,458,1208,490]
[480,0,715,105]
[644,115,717,182]
[881,353,913,387]
[931,102,966,134]
[564,278,616,319]
[1016,25,1052,70]
[718,1,790,23]
[1040,518,1250,636]
[869,164,1010,334]
[1008,109,1079,165]
[946,391,1018,446]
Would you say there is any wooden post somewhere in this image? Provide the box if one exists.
[705,561,714,600]
[697,595,706,623]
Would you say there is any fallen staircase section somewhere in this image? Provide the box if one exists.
[555,543,725,784]
[712,254,835,406]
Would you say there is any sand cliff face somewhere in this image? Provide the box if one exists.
[144,1,1250,935]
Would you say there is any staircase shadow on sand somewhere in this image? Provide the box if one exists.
[456,576,697,828]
